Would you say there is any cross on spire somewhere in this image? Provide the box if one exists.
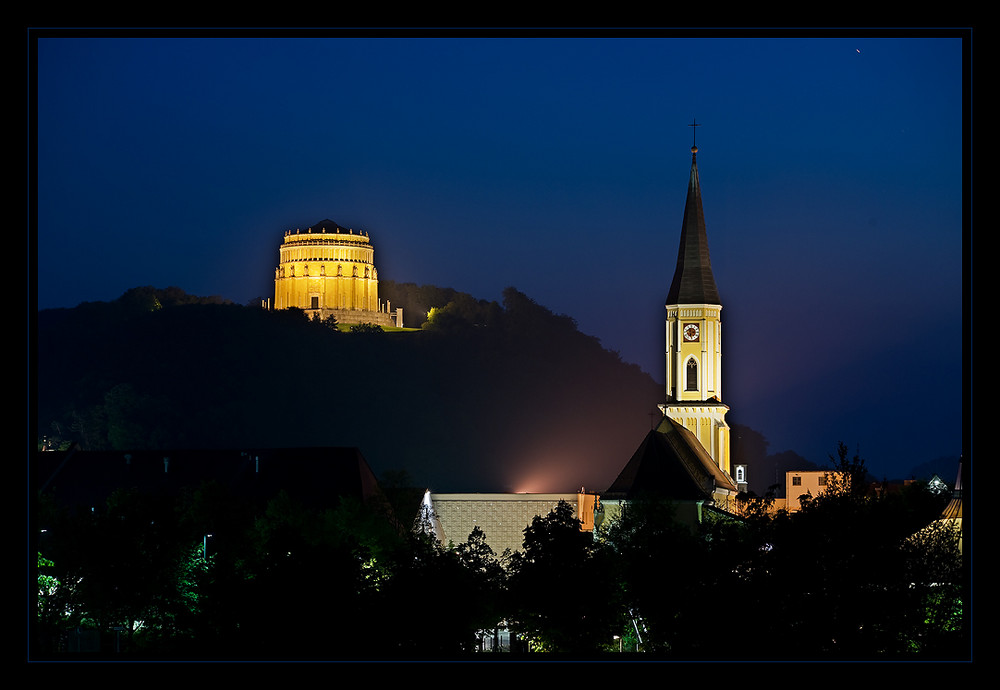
[688,118,701,147]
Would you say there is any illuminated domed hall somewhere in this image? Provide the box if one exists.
[273,219,399,327]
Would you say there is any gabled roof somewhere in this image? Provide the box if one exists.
[666,146,721,306]
[604,415,737,501]
[34,446,382,511]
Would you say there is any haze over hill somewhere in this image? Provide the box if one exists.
[35,285,959,493]
[35,285,663,493]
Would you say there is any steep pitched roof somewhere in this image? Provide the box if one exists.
[604,415,737,501]
[665,146,721,306]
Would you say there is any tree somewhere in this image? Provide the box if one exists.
[349,322,384,335]
[599,495,710,655]
[454,526,507,649]
[818,441,871,503]
[742,443,965,659]
[103,383,172,450]
[35,488,204,654]
[506,501,618,654]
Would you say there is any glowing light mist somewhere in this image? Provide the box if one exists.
[420,490,445,542]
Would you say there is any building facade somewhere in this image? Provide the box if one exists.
[784,470,842,512]
[273,219,397,327]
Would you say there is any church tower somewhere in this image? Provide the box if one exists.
[659,136,731,476]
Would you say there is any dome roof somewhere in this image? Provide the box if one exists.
[309,219,350,233]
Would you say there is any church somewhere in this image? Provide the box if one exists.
[598,137,740,527]
[427,136,742,548]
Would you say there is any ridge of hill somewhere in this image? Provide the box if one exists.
[35,285,663,492]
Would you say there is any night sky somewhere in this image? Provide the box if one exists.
[33,31,967,482]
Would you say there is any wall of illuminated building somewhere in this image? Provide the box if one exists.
[273,223,393,326]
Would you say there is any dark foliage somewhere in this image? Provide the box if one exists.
[378,280,471,328]
[33,480,508,659]
[505,501,619,654]
[36,285,661,492]
[33,448,965,660]
[32,288,966,659]
[599,446,966,660]
[599,494,709,655]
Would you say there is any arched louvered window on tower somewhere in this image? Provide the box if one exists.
[686,358,698,391]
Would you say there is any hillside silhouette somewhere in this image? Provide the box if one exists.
[36,285,663,492]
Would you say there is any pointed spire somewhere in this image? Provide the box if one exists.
[666,131,721,306]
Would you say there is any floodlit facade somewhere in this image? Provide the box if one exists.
[659,142,731,478]
[785,470,845,512]
[273,219,398,327]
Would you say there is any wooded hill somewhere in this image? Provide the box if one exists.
[35,284,663,492]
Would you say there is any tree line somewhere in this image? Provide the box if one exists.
[34,445,965,660]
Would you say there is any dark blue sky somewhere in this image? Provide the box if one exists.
[34,31,967,481]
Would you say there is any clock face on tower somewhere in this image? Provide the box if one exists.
[683,323,700,342]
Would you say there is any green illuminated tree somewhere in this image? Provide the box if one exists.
[34,488,206,654]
